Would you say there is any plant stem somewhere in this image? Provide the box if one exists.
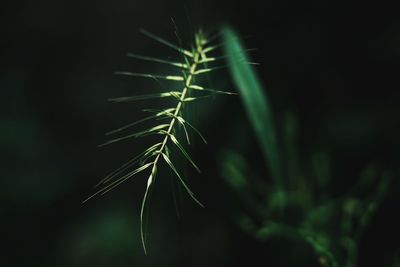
[150,35,204,172]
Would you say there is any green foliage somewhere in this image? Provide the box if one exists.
[220,25,394,267]
[222,26,283,187]
[83,24,395,263]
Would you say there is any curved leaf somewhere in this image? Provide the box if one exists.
[222,26,283,187]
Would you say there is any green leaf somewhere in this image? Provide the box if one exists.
[183,120,208,144]
[160,130,201,173]
[98,124,169,147]
[140,29,193,58]
[189,85,236,95]
[95,143,162,187]
[82,162,153,203]
[140,164,157,255]
[114,72,184,81]
[222,26,283,187]
[161,152,204,207]
[98,163,153,196]
[193,65,226,75]
[142,108,176,115]
[174,115,190,144]
[127,53,188,69]
[162,111,207,144]
[109,91,182,103]
[106,115,160,135]
[202,44,221,54]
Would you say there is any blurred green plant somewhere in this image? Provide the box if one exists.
[223,27,283,188]
[221,26,393,267]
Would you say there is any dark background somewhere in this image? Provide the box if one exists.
[1,0,399,266]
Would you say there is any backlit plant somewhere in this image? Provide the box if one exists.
[84,28,233,253]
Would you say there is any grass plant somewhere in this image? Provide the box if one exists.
[84,28,233,253]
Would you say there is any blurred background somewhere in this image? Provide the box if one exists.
[1,0,399,266]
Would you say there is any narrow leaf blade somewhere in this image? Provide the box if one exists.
[222,26,283,187]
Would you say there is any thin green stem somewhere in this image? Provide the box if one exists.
[150,37,203,174]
